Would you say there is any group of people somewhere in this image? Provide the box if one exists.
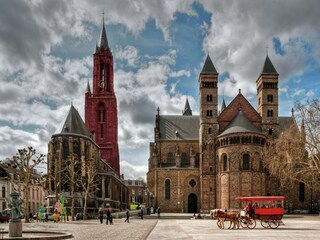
[98,208,113,224]
[98,206,161,224]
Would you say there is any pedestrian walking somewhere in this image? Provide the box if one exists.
[106,208,111,225]
[140,208,144,219]
[157,207,160,219]
[99,207,104,224]
[124,209,130,223]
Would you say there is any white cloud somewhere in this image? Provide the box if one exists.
[115,45,139,67]
[120,161,148,181]
[200,0,320,99]
[292,88,305,97]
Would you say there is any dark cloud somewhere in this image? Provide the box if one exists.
[119,95,156,124]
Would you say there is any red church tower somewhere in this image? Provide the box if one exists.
[85,17,120,175]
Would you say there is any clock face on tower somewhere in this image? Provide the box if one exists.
[100,80,104,90]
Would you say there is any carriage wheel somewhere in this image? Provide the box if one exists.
[240,218,248,228]
[268,216,280,229]
[247,218,256,229]
[260,220,270,228]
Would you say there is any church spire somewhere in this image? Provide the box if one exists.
[98,12,109,49]
[86,80,91,93]
[261,55,278,74]
[201,55,217,73]
[221,97,226,112]
[182,97,192,116]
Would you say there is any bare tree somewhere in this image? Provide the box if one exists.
[80,158,98,220]
[66,154,80,221]
[17,147,46,223]
[264,100,320,188]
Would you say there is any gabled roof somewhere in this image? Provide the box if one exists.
[56,105,90,138]
[159,115,199,140]
[182,98,192,116]
[218,91,262,133]
[201,55,218,74]
[218,110,262,137]
[261,55,278,74]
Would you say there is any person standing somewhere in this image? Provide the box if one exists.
[99,208,104,224]
[157,207,160,219]
[140,208,144,219]
[124,209,130,223]
[106,208,111,225]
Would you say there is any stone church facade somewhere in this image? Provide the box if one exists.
[147,55,314,213]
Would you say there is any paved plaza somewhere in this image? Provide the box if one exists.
[0,214,319,239]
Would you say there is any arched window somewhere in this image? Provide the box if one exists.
[222,155,229,171]
[165,179,170,200]
[181,152,189,166]
[167,152,174,163]
[242,154,250,170]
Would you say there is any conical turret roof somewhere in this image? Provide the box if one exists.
[201,55,217,73]
[262,55,278,74]
[182,98,192,116]
[58,105,90,138]
[221,98,226,112]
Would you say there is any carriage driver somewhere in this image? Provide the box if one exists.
[244,202,254,217]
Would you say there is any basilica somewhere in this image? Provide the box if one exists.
[147,55,314,213]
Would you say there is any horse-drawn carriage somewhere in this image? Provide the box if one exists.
[212,196,285,229]
[236,196,285,229]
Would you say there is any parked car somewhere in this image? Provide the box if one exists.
[0,212,10,223]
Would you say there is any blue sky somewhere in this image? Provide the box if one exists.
[0,0,320,179]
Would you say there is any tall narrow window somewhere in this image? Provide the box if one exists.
[167,152,174,163]
[223,155,228,171]
[2,202,6,212]
[242,154,250,170]
[100,63,105,91]
[267,94,273,102]
[2,186,5,198]
[181,152,189,166]
[165,179,170,200]
[106,63,110,91]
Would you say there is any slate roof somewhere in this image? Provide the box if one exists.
[218,110,262,137]
[159,115,199,140]
[201,55,218,73]
[279,116,295,133]
[262,56,278,74]
[55,105,91,138]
